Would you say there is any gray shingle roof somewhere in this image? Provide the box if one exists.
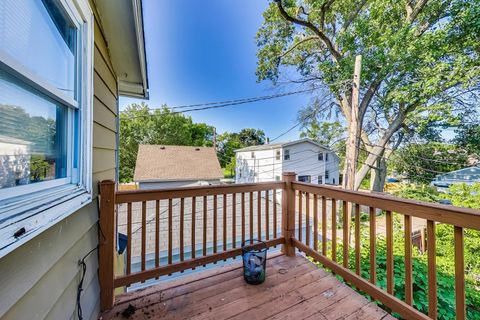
[134,145,223,182]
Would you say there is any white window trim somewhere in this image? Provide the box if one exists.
[0,0,93,259]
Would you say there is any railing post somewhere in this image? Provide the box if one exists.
[99,180,116,311]
[282,172,296,257]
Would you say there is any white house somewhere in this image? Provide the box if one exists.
[134,145,224,189]
[431,166,480,191]
[235,138,340,185]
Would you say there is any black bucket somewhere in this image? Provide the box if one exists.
[241,240,267,285]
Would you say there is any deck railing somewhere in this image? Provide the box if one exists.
[98,172,480,319]
[98,180,286,311]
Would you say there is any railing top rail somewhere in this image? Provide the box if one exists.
[292,181,480,230]
[115,181,285,204]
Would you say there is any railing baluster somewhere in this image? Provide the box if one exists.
[298,191,303,242]
[242,192,245,244]
[257,191,262,240]
[127,203,132,276]
[168,199,173,265]
[203,196,207,256]
[155,200,160,278]
[306,193,310,247]
[180,198,185,262]
[342,200,349,268]
[141,201,147,275]
[331,198,337,262]
[386,210,394,294]
[404,214,413,305]
[322,196,327,256]
[213,194,217,254]
[265,190,270,240]
[273,190,277,238]
[369,207,376,285]
[454,226,465,320]
[223,194,227,252]
[191,197,196,260]
[232,193,236,248]
[355,203,360,275]
[313,194,318,251]
[249,192,254,243]
[427,220,437,319]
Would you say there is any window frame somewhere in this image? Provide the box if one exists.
[325,170,330,179]
[325,153,329,161]
[284,149,290,161]
[298,175,311,183]
[0,0,93,257]
[318,152,323,161]
[275,150,280,160]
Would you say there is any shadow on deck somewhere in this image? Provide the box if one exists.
[100,254,394,320]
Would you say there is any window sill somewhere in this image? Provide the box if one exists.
[0,185,92,259]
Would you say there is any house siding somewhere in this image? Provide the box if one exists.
[0,3,118,320]
[235,141,340,185]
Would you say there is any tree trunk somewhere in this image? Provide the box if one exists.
[370,156,387,192]
[343,55,362,190]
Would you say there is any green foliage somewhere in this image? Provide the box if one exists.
[30,155,51,182]
[300,121,346,167]
[119,103,214,182]
[390,143,469,184]
[324,217,480,319]
[256,0,480,186]
[453,122,480,157]
[216,129,265,169]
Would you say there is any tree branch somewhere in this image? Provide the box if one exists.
[406,0,429,23]
[278,36,320,58]
[274,0,342,62]
[341,0,368,33]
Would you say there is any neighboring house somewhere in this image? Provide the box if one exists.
[431,166,480,190]
[0,136,31,188]
[0,1,148,319]
[235,138,340,185]
[134,145,224,189]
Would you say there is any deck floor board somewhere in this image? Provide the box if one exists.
[101,254,394,320]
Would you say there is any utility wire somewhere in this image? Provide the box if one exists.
[121,87,319,119]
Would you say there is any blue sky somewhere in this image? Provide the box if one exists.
[119,0,311,141]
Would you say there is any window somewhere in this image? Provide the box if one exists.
[275,175,280,181]
[325,153,329,161]
[325,170,330,179]
[275,150,280,160]
[0,0,93,254]
[318,152,323,161]
[284,149,290,160]
[318,175,323,184]
[251,152,255,159]
[298,175,311,183]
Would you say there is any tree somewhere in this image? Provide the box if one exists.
[119,103,214,182]
[389,142,469,184]
[453,122,480,157]
[256,0,480,190]
[216,129,266,175]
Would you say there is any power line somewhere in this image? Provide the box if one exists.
[121,87,319,119]
[170,88,317,110]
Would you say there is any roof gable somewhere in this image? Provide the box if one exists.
[134,145,223,182]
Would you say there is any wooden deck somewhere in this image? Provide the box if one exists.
[100,254,394,320]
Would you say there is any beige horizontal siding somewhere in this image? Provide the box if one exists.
[0,3,119,319]
[0,202,98,318]
[93,122,117,150]
[1,222,98,319]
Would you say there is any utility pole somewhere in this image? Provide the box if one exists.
[213,127,217,149]
[344,55,362,190]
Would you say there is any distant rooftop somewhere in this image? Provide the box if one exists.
[134,145,223,182]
